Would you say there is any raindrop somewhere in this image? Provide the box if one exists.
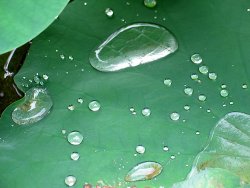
[170,155,176,159]
[105,8,114,17]
[60,54,65,60]
[77,98,83,104]
[170,112,180,121]
[191,54,202,64]
[163,79,172,86]
[220,89,229,97]
[88,100,101,111]
[142,108,151,116]
[198,94,206,101]
[69,56,74,60]
[221,84,227,89]
[67,105,75,111]
[62,130,66,134]
[184,105,190,111]
[199,66,209,74]
[136,145,145,154]
[208,72,217,80]
[42,74,49,80]
[195,131,200,135]
[67,131,83,145]
[144,0,157,8]
[65,175,76,187]
[191,74,198,80]
[229,101,234,105]
[242,84,248,89]
[184,87,193,96]
[163,146,169,151]
[71,152,80,161]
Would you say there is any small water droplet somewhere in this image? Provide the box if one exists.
[221,84,227,89]
[184,105,190,111]
[242,84,248,89]
[60,54,65,60]
[199,66,209,74]
[68,105,75,111]
[163,79,172,86]
[42,74,49,80]
[62,129,66,134]
[136,145,145,154]
[84,2,87,6]
[220,89,229,97]
[198,94,206,101]
[65,175,76,187]
[67,131,83,145]
[88,100,101,111]
[229,101,234,105]
[71,152,80,161]
[184,87,193,96]
[170,155,176,159]
[195,131,200,135]
[207,109,211,113]
[208,72,217,80]
[163,146,169,151]
[144,0,157,8]
[105,8,114,17]
[69,56,74,60]
[142,108,151,116]
[77,98,83,104]
[191,74,199,80]
[33,75,40,84]
[191,54,202,64]
[170,112,180,121]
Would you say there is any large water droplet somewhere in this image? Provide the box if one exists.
[12,88,53,125]
[88,100,101,112]
[191,54,202,64]
[65,175,76,186]
[67,131,83,145]
[170,112,180,121]
[89,23,178,72]
[184,87,193,96]
[220,89,229,97]
[142,108,151,116]
[125,161,162,182]
[144,0,157,8]
[199,66,209,74]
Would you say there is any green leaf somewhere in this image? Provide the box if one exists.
[0,0,69,54]
[1,0,250,187]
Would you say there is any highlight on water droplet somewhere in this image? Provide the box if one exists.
[208,72,217,80]
[71,152,80,161]
[89,23,178,72]
[163,78,172,86]
[142,108,151,116]
[12,88,53,125]
[136,145,146,154]
[144,0,157,8]
[199,66,209,74]
[105,8,114,17]
[170,112,180,121]
[88,100,101,112]
[125,161,162,182]
[198,94,206,101]
[191,54,202,64]
[184,87,193,96]
[220,89,229,97]
[67,131,83,145]
[65,175,76,187]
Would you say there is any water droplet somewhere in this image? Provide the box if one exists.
[163,146,169,151]
[125,161,162,182]
[220,89,229,97]
[60,54,65,60]
[242,84,248,89]
[71,152,80,161]
[83,2,87,5]
[136,145,145,154]
[105,8,114,17]
[69,56,74,60]
[198,94,206,101]
[142,108,151,116]
[163,79,172,86]
[191,74,198,80]
[170,112,180,121]
[67,105,75,111]
[65,175,76,186]
[89,23,178,72]
[42,74,49,80]
[184,105,190,111]
[62,129,66,134]
[12,88,53,125]
[144,0,157,8]
[184,87,193,96]
[170,155,176,159]
[221,84,227,89]
[77,98,83,104]
[208,72,217,80]
[88,100,101,112]
[33,75,40,84]
[195,131,200,135]
[199,66,209,74]
[207,109,211,113]
[229,101,234,105]
[67,131,83,145]
[191,54,202,64]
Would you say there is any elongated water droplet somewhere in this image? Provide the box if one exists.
[142,108,151,116]
[105,8,114,17]
[88,100,101,111]
[125,161,162,182]
[163,79,172,86]
[65,175,76,186]
[71,152,80,161]
[220,89,229,97]
[170,112,180,121]
[136,145,145,154]
[199,66,209,74]
[184,87,193,96]
[198,94,206,101]
[191,54,202,64]
[144,0,157,8]
[67,131,83,145]
[208,72,217,80]
[12,88,53,125]
[89,23,178,72]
